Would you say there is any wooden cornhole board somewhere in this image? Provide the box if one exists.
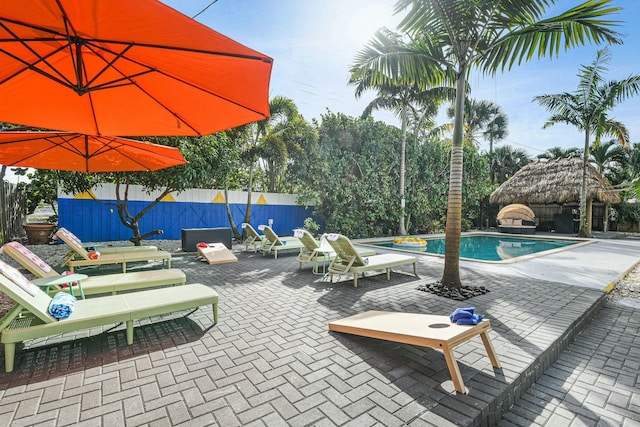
[328,311,501,394]
[197,243,238,265]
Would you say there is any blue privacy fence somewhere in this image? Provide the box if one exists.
[58,185,316,242]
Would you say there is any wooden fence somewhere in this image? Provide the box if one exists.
[0,181,26,244]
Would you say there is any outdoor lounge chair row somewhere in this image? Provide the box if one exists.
[1,241,186,295]
[244,223,419,287]
[0,256,218,373]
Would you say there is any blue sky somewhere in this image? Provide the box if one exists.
[164,0,640,158]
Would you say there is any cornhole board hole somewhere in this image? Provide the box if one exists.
[197,243,238,265]
[328,311,501,394]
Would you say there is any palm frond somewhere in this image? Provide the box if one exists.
[482,0,622,73]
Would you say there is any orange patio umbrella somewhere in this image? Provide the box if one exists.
[0,0,272,136]
[0,132,187,172]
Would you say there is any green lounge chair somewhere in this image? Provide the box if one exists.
[55,227,171,272]
[54,227,158,254]
[261,226,305,259]
[0,259,218,373]
[1,241,186,296]
[242,223,264,252]
[294,229,376,275]
[325,233,418,287]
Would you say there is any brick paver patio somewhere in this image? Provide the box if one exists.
[0,244,634,426]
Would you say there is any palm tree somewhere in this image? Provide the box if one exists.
[446,99,508,152]
[227,96,300,237]
[351,0,622,287]
[534,48,640,237]
[537,146,582,160]
[490,145,531,185]
[590,139,626,176]
[350,55,454,235]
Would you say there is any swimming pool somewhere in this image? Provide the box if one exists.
[368,234,585,262]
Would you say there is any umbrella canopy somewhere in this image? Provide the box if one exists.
[490,157,621,205]
[0,0,273,136]
[0,132,187,172]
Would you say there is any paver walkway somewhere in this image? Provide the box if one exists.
[0,242,637,426]
[500,298,640,426]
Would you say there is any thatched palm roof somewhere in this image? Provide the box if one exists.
[490,157,621,205]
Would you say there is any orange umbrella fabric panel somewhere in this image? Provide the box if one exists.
[0,0,273,136]
[0,132,187,172]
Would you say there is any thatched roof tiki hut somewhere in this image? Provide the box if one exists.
[490,157,620,236]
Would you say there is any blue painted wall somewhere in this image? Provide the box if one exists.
[58,198,316,242]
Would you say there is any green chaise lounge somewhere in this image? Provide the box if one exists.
[1,241,186,296]
[261,226,305,259]
[55,227,171,272]
[294,229,376,274]
[325,233,418,287]
[0,259,218,373]
[242,223,265,252]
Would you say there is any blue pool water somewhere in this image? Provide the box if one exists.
[372,235,580,262]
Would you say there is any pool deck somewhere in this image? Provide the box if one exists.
[0,235,638,426]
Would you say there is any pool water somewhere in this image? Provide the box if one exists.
[373,235,581,262]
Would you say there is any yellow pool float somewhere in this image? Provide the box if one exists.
[392,237,427,249]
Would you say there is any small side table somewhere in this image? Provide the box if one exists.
[32,273,88,299]
[311,248,335,277]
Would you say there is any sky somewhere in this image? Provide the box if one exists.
[164,0,640,158]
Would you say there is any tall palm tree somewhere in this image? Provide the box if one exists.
[534,48,640,237]
[351,0,622,288]
[350,54,454,235]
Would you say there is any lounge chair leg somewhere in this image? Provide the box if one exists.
[121,263,126,273]
[353,274,358,287]
[386,268,391,280]
[167,259,171,268]
[413,262,417,277]
[213,303,218,325]
[126,320,134,344]
[4,342,15,372]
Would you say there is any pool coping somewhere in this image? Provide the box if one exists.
[356,231,594,264]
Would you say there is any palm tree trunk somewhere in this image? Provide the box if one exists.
[399,104,408,236]
[441,67,467,288]
[587,198,593,235]
[243,161,255,239]
[578,131,590,237]
[224,183,241,241]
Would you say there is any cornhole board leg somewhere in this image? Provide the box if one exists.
[197,243,238,265]
[328,311,501,394]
